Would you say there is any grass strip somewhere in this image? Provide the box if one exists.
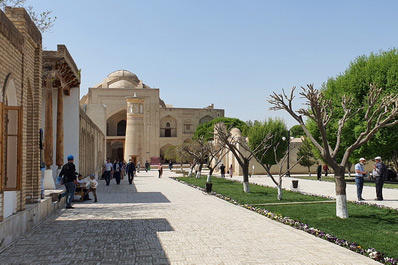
[176,176,398,264]
[295,176,398,189]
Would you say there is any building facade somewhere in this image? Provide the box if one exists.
[0,7,42,220]
[79,108,106,178]
[41,45,81,188]
[80,70,225,164]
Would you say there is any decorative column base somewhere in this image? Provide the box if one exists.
[43,169,55,190]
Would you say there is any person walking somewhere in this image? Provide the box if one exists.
[323,164,329,177]
[355,158,367,201]
[220,164,226,178]
[113,159,122,185]
[103,159,113,186]
[316,163,322,181]
[126,159,136,184]
[373,156,387,201]
[158,163,163,178]
[169,161,173,171]
[58,155,77,209]
[229,164,234,178]
[145,160,150,172]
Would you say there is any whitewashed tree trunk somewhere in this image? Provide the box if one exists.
[335,168,348,218]
[243,181,250,192]
[277,185,282,200]
[336,195,348,218]
[207,174,211,182]
[196,171,201,179]
[188,168,193,177]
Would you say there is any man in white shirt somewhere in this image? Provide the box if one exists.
[355,158,367,201]
[103,159,113,186]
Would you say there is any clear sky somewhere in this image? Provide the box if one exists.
[24,0,398,127]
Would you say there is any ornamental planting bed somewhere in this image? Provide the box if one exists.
[173,176,398,264]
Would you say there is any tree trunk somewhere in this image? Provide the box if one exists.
[196,171,201,179]
[277,185,282,200]
[242,162,250,193]
[207,167,214,182]
[346,163,352,177]
[278,175,283,200]
[207,174,211,182]
[335,167,348,218]
[308,167,311,177]
[188,168,193,177]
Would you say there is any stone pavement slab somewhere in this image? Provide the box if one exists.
[0,170,378,264]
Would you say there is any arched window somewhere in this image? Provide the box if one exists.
[117,120,126,136]
[160,116,177,137]
[3,75,22,191]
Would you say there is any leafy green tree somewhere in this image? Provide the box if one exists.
[290,125,305,138]
[322,49,398,168]
[247,118,288,171]
[193,117,248,141]
[0,0,56,32]
[297,137,316,177]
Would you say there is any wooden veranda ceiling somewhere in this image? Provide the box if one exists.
[42,46,80,96]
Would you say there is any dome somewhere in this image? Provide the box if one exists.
[109,80,135,88]
[107,70,139,80]
[92,69,150,89]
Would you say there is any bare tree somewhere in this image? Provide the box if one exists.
[214,124,272,192]
[242,136,300,200]
[268,84,398,218]
[205,142,227,182]
[1,0,56,32]
[175,144,194,176]
[179,137,209,179]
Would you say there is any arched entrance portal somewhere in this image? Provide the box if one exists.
[107,140,124,162]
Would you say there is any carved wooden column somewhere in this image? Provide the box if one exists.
[44,78,53,169]
[56,86,64,168]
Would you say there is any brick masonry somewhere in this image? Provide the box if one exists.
[0,7,42,220]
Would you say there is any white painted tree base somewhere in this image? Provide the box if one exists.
[243,181,250,193]
[43,169,55,190]
[336,194,348,218]
[206,175,211,182]
[277,186,282,200]
[196,171,201,179]
[188,169,193,177]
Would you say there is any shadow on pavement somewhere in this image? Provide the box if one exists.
[78,179,171,204]
[0,218,173,264]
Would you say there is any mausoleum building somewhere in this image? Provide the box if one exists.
[80,70,224,164]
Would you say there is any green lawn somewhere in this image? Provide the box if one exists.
[177,176,398,259]
[295,175,398,189]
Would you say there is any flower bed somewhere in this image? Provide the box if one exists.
[172,177,398,264]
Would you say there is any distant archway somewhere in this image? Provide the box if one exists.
[117,120,126,136]
[199,115,213,125]
[106,109,127,136]
[160,144,174,163]
[160,115,177,137]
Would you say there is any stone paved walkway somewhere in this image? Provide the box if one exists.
[0,170,378,264]
[228,174,398,210]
